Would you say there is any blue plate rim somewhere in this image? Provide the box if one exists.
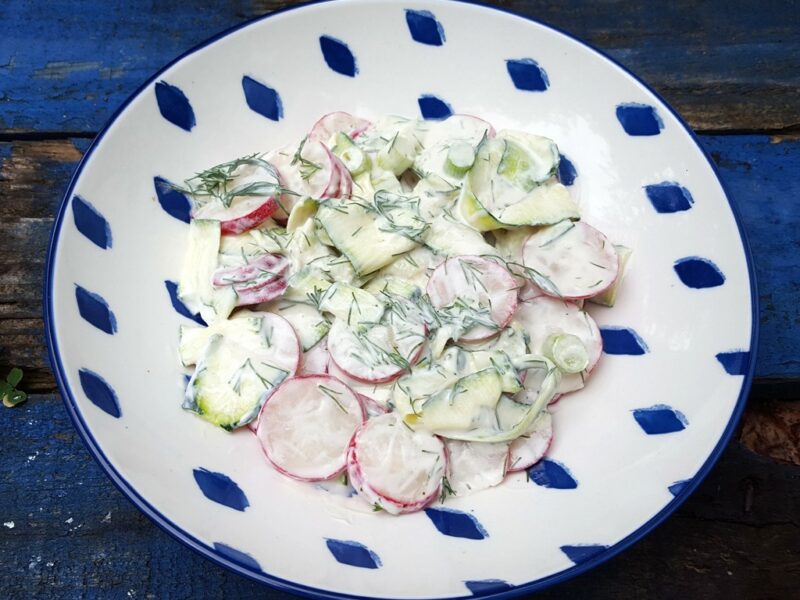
[43,0,759,598]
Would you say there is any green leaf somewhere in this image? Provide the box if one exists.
[7,367,23,387]
[3,389,27,408]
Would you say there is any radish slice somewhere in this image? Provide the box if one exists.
[427,255,518,342]
[267,139,344,203]
[327,317,426,384]
[334,156,353,198]
[257,375,365,482]
[309,112,372,145]
[521,221,619,299]
[190,159,282,235]
[508,410,553,472]
[445,439,510,497]
[347,412,446,514]
[194,197,280,235]
[300,339,329,375]
[328,358,393,411]
[212,254,289,306]
[514,296,602,395]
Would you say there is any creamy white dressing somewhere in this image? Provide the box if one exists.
[177,112,627,514]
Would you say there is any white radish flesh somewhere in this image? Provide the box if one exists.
[445,439,510,497]
[191,160,282,235]
[426,255,518,342]
[212,254,290,306]
[347,412,446,514]
[327,358,393,411]
[327,318,426,384]
[514,296,602,395]
[521,221,619,299]
[300,339,330,375]
[309,112,372,145]
[257,375,365,482]
[508,410,553,472]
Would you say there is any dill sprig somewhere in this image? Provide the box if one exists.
[176,154,281,208]
[291,137,323,182]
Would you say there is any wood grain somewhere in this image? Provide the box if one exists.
[0,0,798,134]
[0,397,797,599]
[0,1,798,597]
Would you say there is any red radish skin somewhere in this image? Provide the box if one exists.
[515,296,603,396]
[268,140,341,203]
[327,358,392,411]
[213,254,290,306]
[328,321,427,383]
[522,221,619,300]
[427,255,518,342]
[508,411,554,472]
[346,414,446,514]
[219,197,279,235]
[328,323,426,384]
[452,114,497,139]
[256,374,365,482]
[358,394,389,417]
[309,112,372,144]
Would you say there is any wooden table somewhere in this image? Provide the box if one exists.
[1,1,798,597]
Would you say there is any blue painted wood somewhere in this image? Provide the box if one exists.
[2,397,795,598]
[1,1,798,133]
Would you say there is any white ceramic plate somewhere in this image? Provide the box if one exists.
[45,1,757,597]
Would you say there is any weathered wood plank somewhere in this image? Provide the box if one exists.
[0,0,798,134]
[697,135,800,380]
[1,135,797,387]
[0,397,796,598]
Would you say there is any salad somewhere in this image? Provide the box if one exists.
[175,112,631,514]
